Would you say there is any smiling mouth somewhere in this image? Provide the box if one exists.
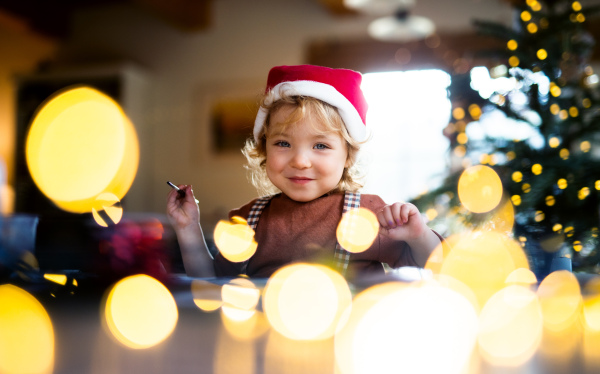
[289,177,313,184]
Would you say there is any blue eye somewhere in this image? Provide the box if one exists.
[314,143,329,150]
[275,141,290,147]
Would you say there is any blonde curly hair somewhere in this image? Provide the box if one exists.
[242,92,365,197]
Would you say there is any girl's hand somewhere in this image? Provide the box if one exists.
[166,184,200,230]
[376,202,427,242]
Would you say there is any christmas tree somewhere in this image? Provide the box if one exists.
[412,0,600,276]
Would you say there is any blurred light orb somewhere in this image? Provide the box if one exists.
[557,178,568,189]
[458,165,503,213]
[505,268,537,287]
[26,86,139,213]
[221,309,270,341]
[512,171,523,182]
[335,282,408,374]
[222,278,260,311]
[191,279,223,312]
[583,278,600,331]
[481,199,515,233]
[213,217,257,262]
[478,285,543,366]
[439,230,529,308]
[92,192,123,227]
[0,285,54,374]
[104,274,178,349]
[43,273,68,285]
[336,207,379,253]
[263,263,351,341]
[537,270,582,332]
[347,283,478,374]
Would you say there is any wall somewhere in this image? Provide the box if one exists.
[0,15,57,213]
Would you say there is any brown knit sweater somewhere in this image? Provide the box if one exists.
[213,193,421,279]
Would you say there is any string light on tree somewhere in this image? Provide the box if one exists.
[557,178,568,189]
[569,107,579,117]
[580,140,591,152]
[527,23,538,33]
[411,0,600,276]
[537,49,548,60]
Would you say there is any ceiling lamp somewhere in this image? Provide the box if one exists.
[344,0,415,15]
[368,9,435,42]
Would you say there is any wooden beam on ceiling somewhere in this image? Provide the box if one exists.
[315,0,357,15]
[132,0,212,32]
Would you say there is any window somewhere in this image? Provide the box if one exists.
[360,70,451,203]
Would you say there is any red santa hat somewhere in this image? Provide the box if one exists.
[254,64,368,142]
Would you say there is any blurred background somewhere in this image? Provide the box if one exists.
[2,1,600,373]
[0,0,599,273]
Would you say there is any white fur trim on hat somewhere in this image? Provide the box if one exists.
[253,80,367,142]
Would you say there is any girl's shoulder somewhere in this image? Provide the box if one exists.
[359,193,387,211]
[228,193,281,220]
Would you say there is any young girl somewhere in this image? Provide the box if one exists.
[167,64,442,279]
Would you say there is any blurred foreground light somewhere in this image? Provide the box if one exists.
[458,165,503,213]
[103,274,178,349]
[191,279,223,312]
[480,199,515,233]
[26,86,139,213]
[213,217,257,262]
[537,270,582,332]
[221,308,270,342]
[583,278,600,331]
[92,192,123,227]
[336,282,478,374]
[43,273,67,285]
[505,268,537,287]
[478,285,543,366]
[0,284,54,374]
[222,278,260,311]
[336,207,379,253]
[438,230,529,308]
[263,263,351,341]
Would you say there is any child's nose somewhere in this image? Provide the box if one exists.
[289,149,311,169]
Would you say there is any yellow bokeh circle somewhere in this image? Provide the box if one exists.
[458,165,503,213]
[26,86,139,213]
[191,279,223,312]
[478,285,543,366]
[92,192,123,227]
[262,263,351,341]
[103,274,178,349]
[0,285,54,374]
[222,278,260,311]
[537,270,582,332]
[336,207,380,253]
[341,283,478,374]
[438,230,529,308]
[213,217,258,262]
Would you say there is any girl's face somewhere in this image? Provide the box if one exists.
[265,106,349,202]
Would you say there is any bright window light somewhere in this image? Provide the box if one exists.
[360,70,451,204]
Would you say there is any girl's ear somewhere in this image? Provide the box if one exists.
[345,153,353,168]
